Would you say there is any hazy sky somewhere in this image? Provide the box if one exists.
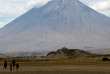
[0,0,110,28]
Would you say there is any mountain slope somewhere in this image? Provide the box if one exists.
[0,0,110,52]
[87,48,110,54]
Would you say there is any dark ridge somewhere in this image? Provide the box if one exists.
[47,47,92,58]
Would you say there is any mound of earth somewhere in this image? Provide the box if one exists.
[47,47,92,58]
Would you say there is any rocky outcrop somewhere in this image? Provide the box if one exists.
[47,47,92,58]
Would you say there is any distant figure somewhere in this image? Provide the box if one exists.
[10,63,12,71]
[16,63,19,71]
[12,60,16,69]
[3,61,7,69]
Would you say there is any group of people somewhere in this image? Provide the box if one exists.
[3,60,19,71]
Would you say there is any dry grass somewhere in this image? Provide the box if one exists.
[0,71,110,74]
[0,57,104,62]
[0,58,110,74]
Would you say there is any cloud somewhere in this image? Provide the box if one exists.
[90,1,110,11]
[0,0,51,28]
[0,0,27,18]
[26,0,52,10]
[0,0,51,18]
[80,0,110,17]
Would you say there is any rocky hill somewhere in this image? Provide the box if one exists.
[47,47,92,58]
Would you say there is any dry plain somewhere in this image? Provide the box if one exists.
[0,58,110,74]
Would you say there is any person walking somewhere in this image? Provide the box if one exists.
[3,61,7,69]
[16,63,19,71]
[10,63,12,71]
[12,60,16,69]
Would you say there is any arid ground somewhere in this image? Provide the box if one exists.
[0,59,110,74]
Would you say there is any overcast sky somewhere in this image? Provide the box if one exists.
[0,0,110,28]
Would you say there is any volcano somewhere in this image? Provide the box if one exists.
[0,0,110,53]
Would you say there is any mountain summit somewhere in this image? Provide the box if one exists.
[0,0,110,52]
